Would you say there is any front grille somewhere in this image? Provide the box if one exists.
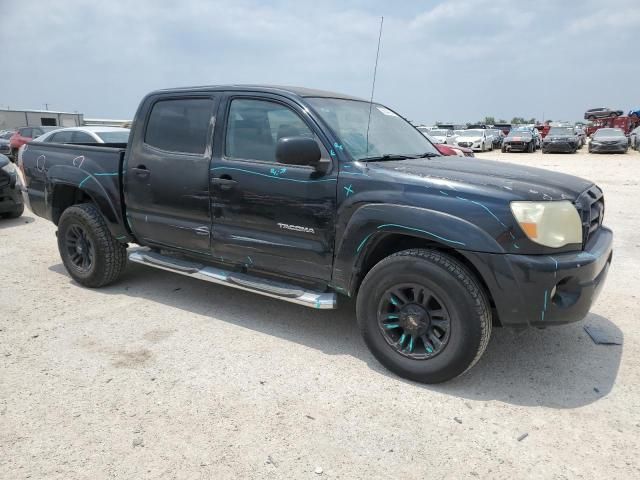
[576,185,604,247]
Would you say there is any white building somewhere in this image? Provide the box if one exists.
[0,108,83,131]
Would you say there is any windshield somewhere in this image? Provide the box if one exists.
[594,128,624,137]
[549,127,574,135]
[306,98,439,160]
[96,130,130,143]
[459,130,483,137]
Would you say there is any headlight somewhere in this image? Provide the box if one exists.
[510,201,582,248]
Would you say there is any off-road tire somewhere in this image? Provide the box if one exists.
[356,249,492,383]
[57,203,127,288]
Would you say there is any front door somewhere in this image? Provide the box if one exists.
[210,94,337,283]
[124,95,218,254]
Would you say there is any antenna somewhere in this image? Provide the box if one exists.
[365,16,384,157]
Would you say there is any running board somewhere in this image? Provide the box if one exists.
[128,249,337,309]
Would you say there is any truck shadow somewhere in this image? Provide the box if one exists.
[49,261,622,409]
[0,215,35,229]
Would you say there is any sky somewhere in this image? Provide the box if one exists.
[1,0,638,124]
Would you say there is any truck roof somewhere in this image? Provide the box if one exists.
[151,84,366,101]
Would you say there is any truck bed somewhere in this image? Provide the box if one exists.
[21,141,130,239]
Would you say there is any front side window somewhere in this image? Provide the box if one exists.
[225,98,314,163]
[306,98,438,160]
[145,98,214,154]
[20,128,32,137]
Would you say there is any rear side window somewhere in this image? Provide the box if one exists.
[20,128,32,137]
[72,131,95,143]
[145,98,213,154]
[225,98,313,163]
[48,131,74,143]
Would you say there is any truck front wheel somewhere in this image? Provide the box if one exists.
[356,249,492,383]
[57,203,127,288]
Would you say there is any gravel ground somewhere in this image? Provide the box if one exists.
[1,148,639,479]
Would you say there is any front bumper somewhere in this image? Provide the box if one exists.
[0,184,24,213]
[504,142,528,152]
[543,141,577,152]
[464,227,613,328]
[589,143,627,153]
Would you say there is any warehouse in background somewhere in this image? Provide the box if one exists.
[0,108,83,131]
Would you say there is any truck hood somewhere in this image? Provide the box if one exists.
[366,156,593,201]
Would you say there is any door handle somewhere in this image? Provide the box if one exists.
[211,177,237,190]
[132,165,150,177]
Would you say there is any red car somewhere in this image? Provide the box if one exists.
[9,126,57,159]
[435,143,474,157]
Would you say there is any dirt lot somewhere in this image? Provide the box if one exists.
[1,148,639,479]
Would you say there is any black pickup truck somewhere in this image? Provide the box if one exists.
[19,85,612,383]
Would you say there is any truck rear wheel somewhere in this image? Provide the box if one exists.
[57,203,127,288]
[356,249,491,383]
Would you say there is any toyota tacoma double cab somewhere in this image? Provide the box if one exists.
[19,85,613,383]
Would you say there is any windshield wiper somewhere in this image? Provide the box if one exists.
[414,152,440,158]
[359,153,430,162]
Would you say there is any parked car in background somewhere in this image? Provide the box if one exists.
[509,126,541,149]
[502,128,536,152]
[628,125,640,150]
[584,107,624,120]
[541,127,580,153]
[33,126,130,145]
[627,108,640,119]
[423,133,474,157]
[588,128,628,153]
[574,126,586,147]
[9,126,57,159]
[425,128,457,145]
[0,154,24,218]
[486,129,504,148]
[453,129,493,151]
[0,131,14,155]
[493,123,512,135]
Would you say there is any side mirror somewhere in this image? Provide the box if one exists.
[276,136,323,169]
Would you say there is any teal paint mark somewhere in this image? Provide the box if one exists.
[408,336,414,353]
[425,344,433,354]
[384,323,400,329]
[385,314,399,320]
[439,190,449,196]
[513,243,520,249]
[341,171,368,177]
[269,167,287,177]
[116,235,127,240]
[210,167,336,183]
[78,172,118,188]
[247,256,253,264]
[330,149,336,157]
[344,184,354,196]
[398,333,406,346]
[456,195,508,228]
[543,289,548,310]
[315,299,321,309]
[390,295,400,306]
[356,233,374,253]
[376,224,466,246]
[333,142,344,151]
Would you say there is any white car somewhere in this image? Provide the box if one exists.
[630,126,640,150]
[32,126,130,144]
[453,129,493,152]
[427,128,458,145]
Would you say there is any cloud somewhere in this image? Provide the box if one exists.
[0,0,638,124]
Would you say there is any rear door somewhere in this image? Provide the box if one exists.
[210,93,337,283]
[124,94,219,254]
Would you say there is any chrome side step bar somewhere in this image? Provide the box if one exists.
[128,249,337,309]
